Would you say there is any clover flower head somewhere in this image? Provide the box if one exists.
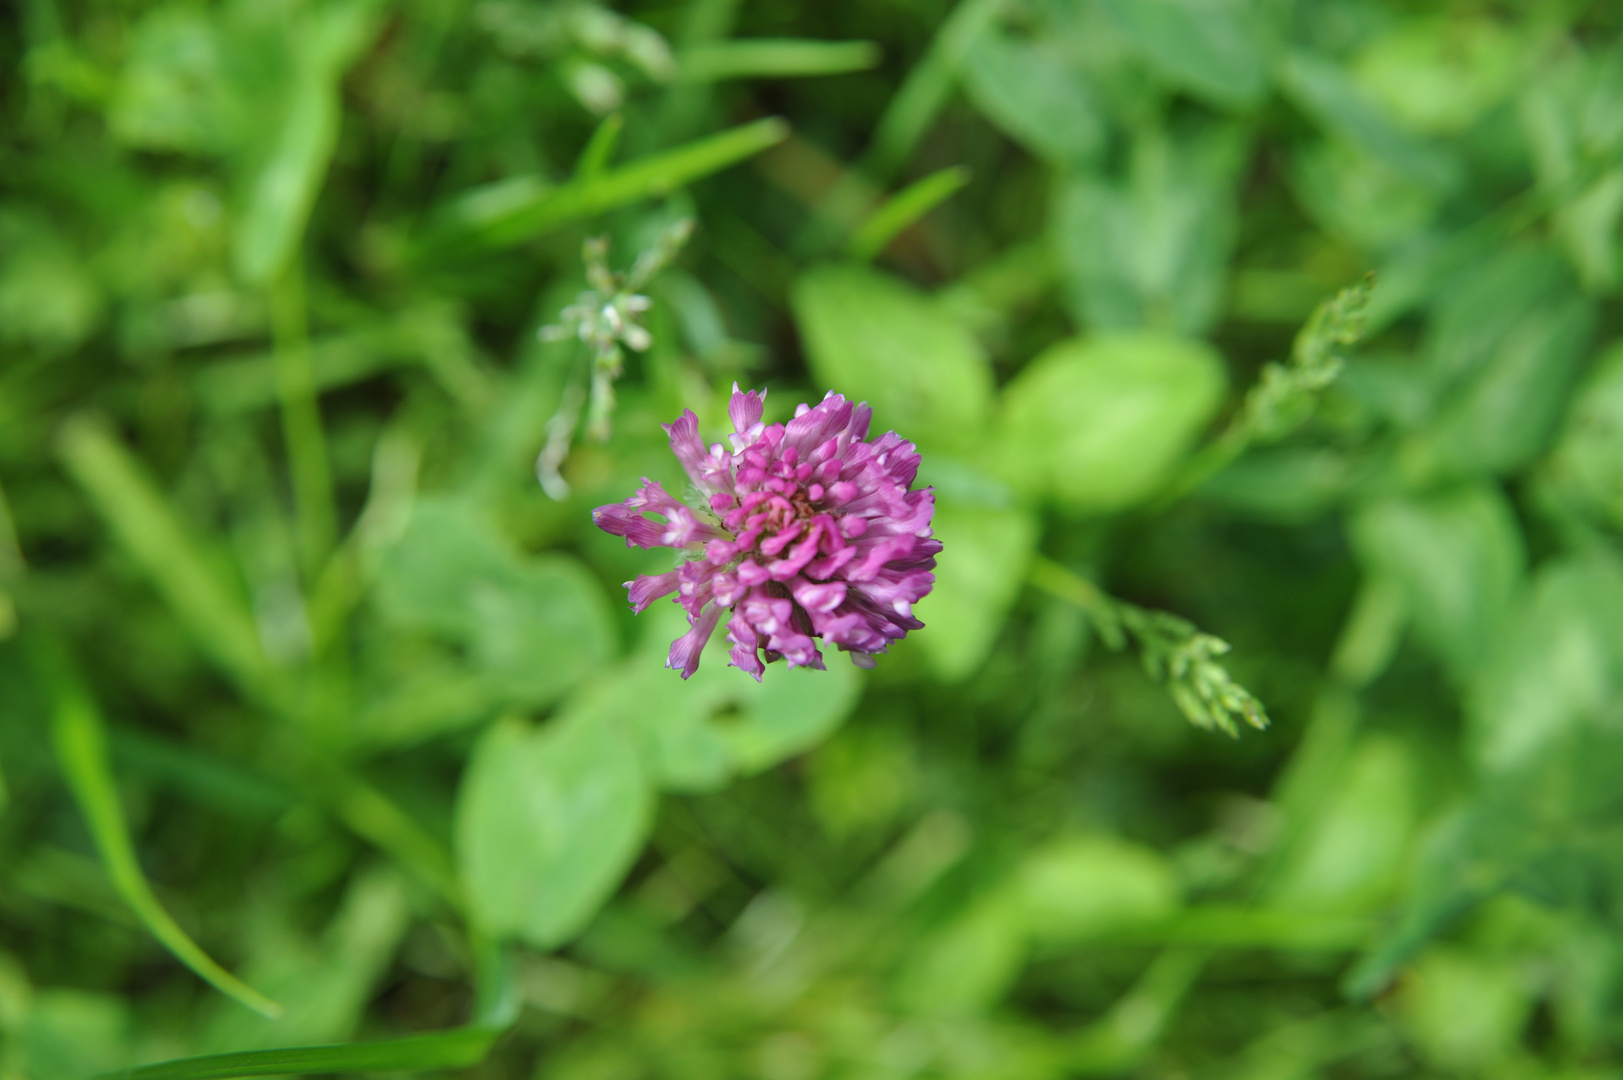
[593,384,939,679]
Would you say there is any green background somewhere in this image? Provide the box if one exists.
[4,0,1623,1077]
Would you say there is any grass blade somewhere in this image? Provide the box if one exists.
[100,1029,495,1080]
[98,944,517,1080]
[55,415,272,703]
[316,761,464,909]
[862,0,1004,182]
[416,117,789,256]
[678,39,879,82]
[31,636,283,1020]
[271,263,337,581]
[575,113,625,179]
[849,165,971,260]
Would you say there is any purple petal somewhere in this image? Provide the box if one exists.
[791,577,847,613]
[593,504,669,548]
[729,382,767,434]
[726,608,765,681]
[625,570,681,613]
[667,603,723,679]
[783,394,853,455]
[663,411,732,494]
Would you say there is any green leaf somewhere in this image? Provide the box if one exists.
[895,894,1028,1015]
[456,712,653,949]
[913,500,1037,681]
[232,0,379,285]
[1342,806,1512,1000]
[1398,949,1533,1072]
[1425,246,1575,390]
[418,118,789,256]
[20,990,130,1080]
[1341,723,1623,998]
[1349,486,1524,684]
[1280,51,1461,191]
[1095,0,1270,110]
[713,648,864,773]
[1469,554,1623,777]
[999,333,1227,512]
[677,39,880,82]
[596,665,736,793]
[1554,169,1623,294]
[55,415,271,704]
[1054,124,1244,336]
[958,29,1103,164]
[792,264,993,454]
[1519,45,1623,291]
[1015,836,1181,944]
[373,499,615,709]
[1350,15,1523,136]
[1197,447,1352,522]
[1549,341,1623,528]
[1267,735,1419,911]
[373,499,510,636]
[108,7,232,153]
[467,561,619,704]
[1429,294,1594,475]
[31,637,282,1020]
[1288,137,1441,251]
[564,605,864,793]
[352,662,499,752]
[0,222,103,351]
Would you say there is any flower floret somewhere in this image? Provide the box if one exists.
[592,384,938,679]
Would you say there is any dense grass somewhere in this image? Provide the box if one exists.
[5,1,1623,1077]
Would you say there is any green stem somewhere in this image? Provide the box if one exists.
[1151,426,1252,514]
[1029,555,1124,647]
[307,759,465,912]
[271,263,337,583]
[0,471,22,578]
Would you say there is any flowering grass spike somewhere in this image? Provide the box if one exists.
[594,385,939,679]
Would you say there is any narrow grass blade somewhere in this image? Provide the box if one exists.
[194,309,475,417]
[31,636,283,1020]
[55,415,272,703]
[849,165,971,261]
[271,262,337,581]
[99,1028,496,1080]
[678,39,879,82]
[795,0,999,253]
[575,113,625,179]
[98,945,516,1080]
[862,0,1004,182]
[417,117,789,256]
[231,0,378,285]
[317,762,464,909]
[0,471,22,577]
[1066,950,1208,1074]
[111,728,295,822]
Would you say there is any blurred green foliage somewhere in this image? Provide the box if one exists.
[4,0,1623,1077]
